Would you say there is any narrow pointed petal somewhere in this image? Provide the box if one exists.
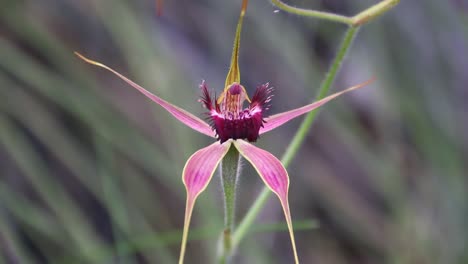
[179,141,232,264]
[219,0,250,103]
[259,78,375,135]
[75,52,215,138]
[233,140,299,263]
[224,0,248,88]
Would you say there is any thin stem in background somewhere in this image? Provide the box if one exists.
[270,0,352,25]
[232,26,360,248]
[351,0,400,26]
[270,0,400,26]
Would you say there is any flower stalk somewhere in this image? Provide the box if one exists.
[218,145,241,263]
[221,146,240,231]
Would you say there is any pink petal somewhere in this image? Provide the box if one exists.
[179,141,232,264]
[233,139,299,263]
[259,78,375,135]
[183,141,232,197]
[75,52,215,138]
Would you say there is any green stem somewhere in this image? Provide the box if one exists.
[351,0,400,26]
[281,26,359,166]
[218,145,241,263]
[271,0,400,26]
[232,26,360,248]
[270,0,352,25]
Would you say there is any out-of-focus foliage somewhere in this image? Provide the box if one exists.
[0,0,467,263]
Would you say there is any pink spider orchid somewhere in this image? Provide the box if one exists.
[76,0,373,262]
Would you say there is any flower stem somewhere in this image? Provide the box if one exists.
[218,145,241,263]
[232,26,359,248]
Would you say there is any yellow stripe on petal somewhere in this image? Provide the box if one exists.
[233,139,299,263]
[179,141,232,264]
[280,195,300,264]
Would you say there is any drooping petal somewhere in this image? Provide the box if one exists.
[233,139,299,264]
[259,78,375,135]
[179,141,232,264]
[75,52,215,138]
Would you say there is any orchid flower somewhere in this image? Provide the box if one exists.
[76,0,373,262]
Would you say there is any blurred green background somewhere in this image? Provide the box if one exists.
[1,0,467,263]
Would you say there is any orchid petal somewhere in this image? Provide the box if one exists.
[75,52,215,138]
[259,78,375,135]
[219,0,250,103]
[179,141,232,264]
[224,0,247,88]
[233,139,299,263]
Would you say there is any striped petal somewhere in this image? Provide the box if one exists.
[179,141,232,264]
[259,78,375,135]
[75,52,215,138]
[233,139,299,264]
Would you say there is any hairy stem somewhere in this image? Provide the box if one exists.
[218,145,241,263]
